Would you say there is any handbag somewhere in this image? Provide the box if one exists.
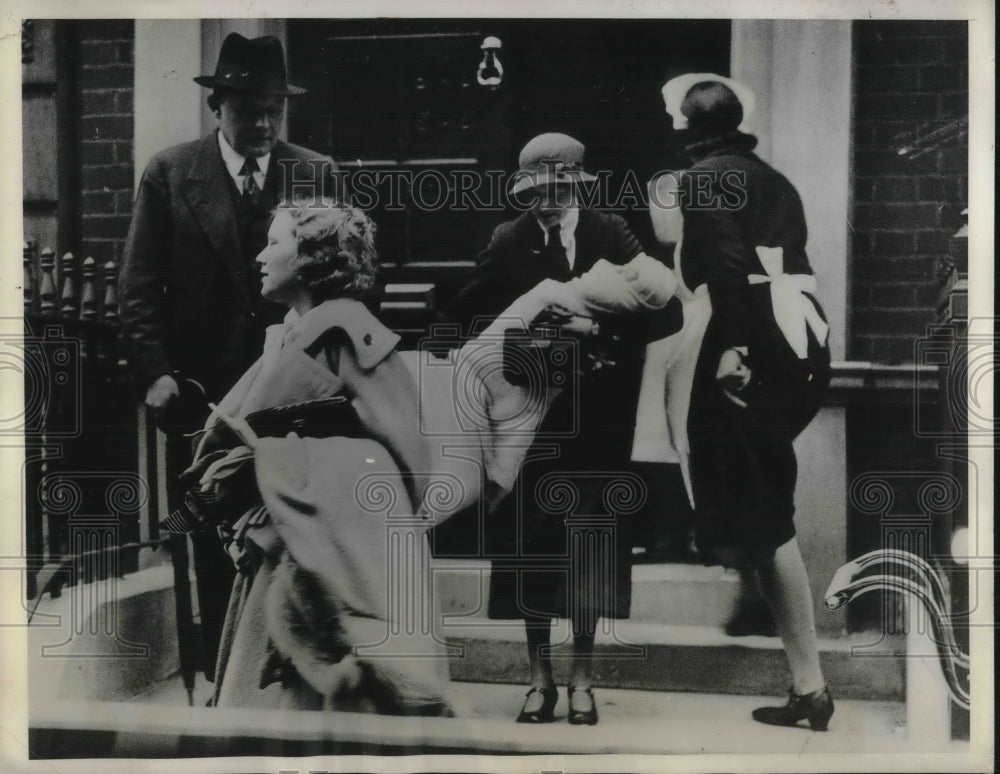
[502,306,630,388]
[160,396,365,534]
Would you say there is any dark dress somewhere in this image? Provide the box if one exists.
[678,143,831,566]
[442,209,646,622]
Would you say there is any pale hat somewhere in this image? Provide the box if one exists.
[509,133,598,195]
[661,73,755,132]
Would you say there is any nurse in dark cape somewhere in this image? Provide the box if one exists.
[655,73,835,731]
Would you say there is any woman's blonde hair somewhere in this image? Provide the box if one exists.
[277,198,379,303]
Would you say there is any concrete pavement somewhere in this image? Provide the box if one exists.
[130,673,914,756]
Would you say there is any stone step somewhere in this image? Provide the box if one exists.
[433,559,742,628]
[30,563,903,711]
[440,617,905,702]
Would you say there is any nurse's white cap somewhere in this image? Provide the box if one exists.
[661,72,756,132]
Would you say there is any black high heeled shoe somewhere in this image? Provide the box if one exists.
[568,685,599,726]
[516,685,558,723]
[751,686,834,731]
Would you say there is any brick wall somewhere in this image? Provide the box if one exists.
[851,20,968,364]
[848,20,966,632]
[78,20,134,266]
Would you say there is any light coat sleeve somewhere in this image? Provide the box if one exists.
[332,337,433,508]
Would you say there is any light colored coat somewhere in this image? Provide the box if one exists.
[205,297,558,712]
[204,257,676,712]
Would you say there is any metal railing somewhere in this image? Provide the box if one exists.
[22,241,144,599]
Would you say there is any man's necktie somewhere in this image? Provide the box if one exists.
[547,223,569,271]
[240,157,262,205]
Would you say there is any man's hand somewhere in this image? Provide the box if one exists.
[716,347,751,407]
[145,374,180,416]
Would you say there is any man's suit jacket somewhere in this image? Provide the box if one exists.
[446,208,646,471]
[120,131,345,402]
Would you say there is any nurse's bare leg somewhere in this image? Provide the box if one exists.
[757,536,825,694]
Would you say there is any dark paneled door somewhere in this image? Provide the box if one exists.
[289,23,513,276]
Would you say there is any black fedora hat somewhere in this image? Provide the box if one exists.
[194,33,306,96]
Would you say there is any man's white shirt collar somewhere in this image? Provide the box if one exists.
[535,207,580,269]
[218,130,270,191]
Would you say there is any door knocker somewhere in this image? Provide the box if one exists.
[477,36,503,88]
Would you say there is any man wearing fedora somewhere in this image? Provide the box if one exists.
[120,33,344,684]
[445,133,650,725]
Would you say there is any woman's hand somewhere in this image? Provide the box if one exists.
[716,347,751,407]
[558,313,600,337]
